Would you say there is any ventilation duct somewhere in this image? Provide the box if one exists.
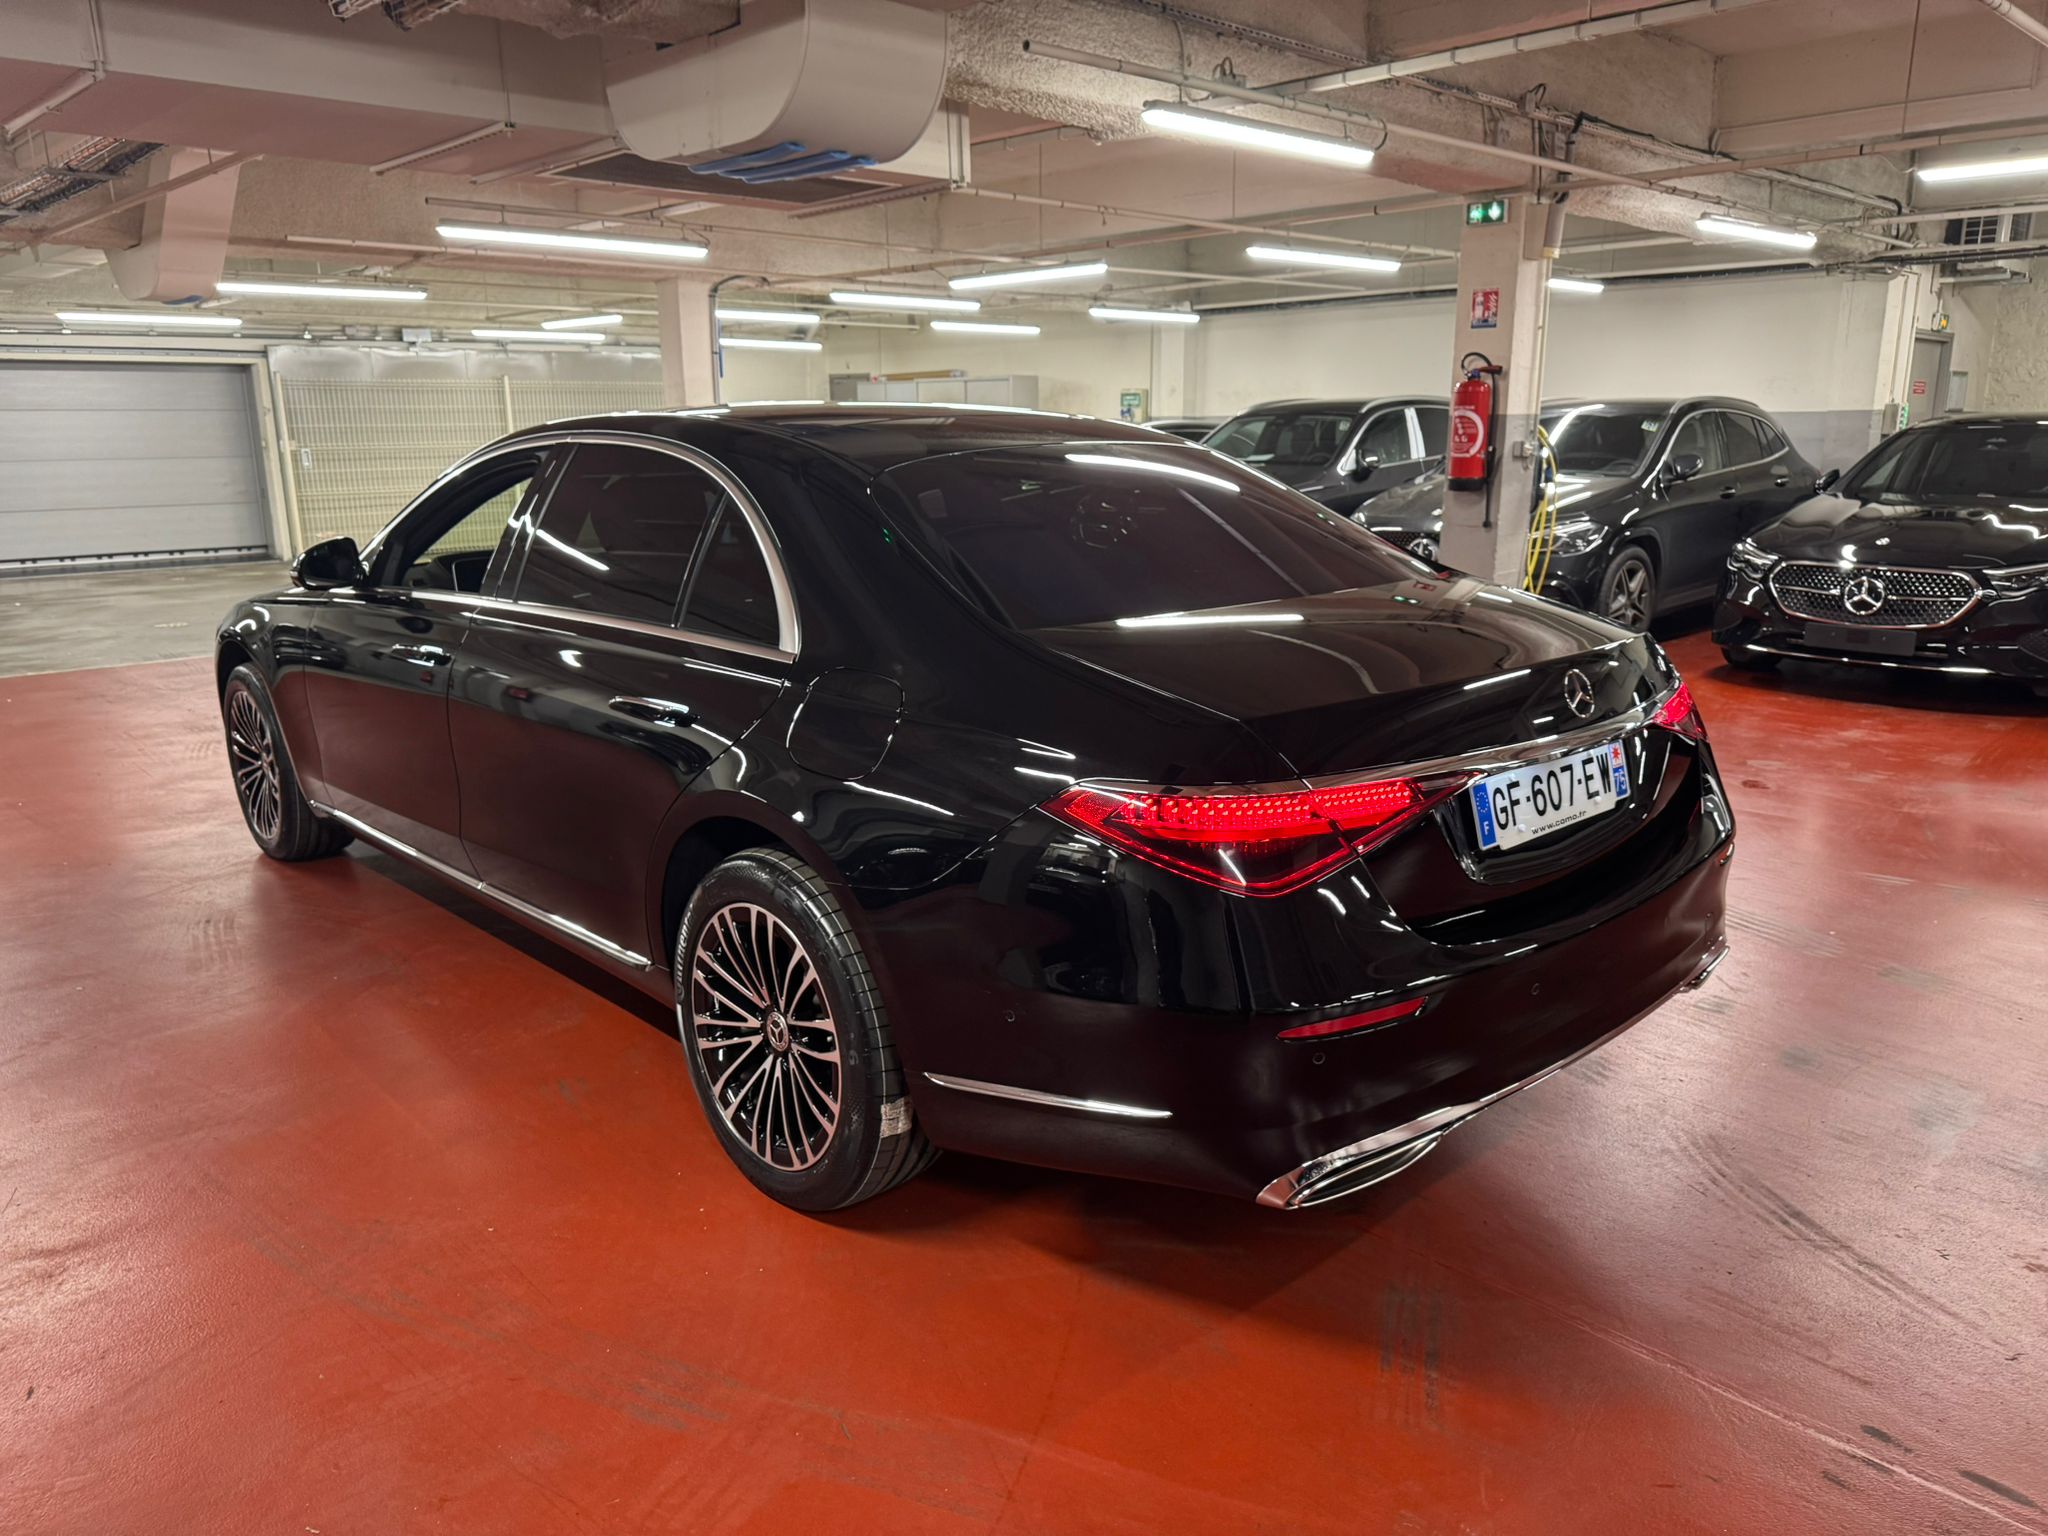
[604,0,947,180]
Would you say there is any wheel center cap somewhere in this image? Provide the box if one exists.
[765,1011,791,1052]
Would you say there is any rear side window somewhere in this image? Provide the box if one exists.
[1416,406,1448,458]
[878,444,1417,631]
[515,443,720,624]
[1717,412,1767,465]
[1753,417,1789,456]
[681,504,780,647]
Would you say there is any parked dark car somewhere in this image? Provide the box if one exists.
[1143,415,1225,441]
[1713,415,2048,693]
[1357,398,1817,628]
[1203,396,1448,514]
[215,406,1732,1212]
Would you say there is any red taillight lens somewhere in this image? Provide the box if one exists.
[1275,996,1429,1041]
[1045,774,1468,896]
[1650,679,1707,743]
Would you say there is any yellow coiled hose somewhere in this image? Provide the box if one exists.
[1522,425,1560,594]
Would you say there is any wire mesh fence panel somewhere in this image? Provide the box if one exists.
[279,380,510,549]
[508,381,667,432]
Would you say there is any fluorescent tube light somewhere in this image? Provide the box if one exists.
[1140,102,1376,168]
[436,223,708,261]
[948,261,1107,291]
[1693,216,1817,252]
[472,328,605,343]
[1547,276,1606,295]
[1245,244,1402,273]
[716,307,822,326]
[719,336,824,352]
[929,320,1041,335]
[828,290,980,313]
[216,280,426,301]
[57,310,242,329]
[540,313,622,329]
[1916,154,2048,184]
[1089,306,1201,325]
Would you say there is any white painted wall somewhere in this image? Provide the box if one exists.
[1948,270,2048,412]
[819,311,1151,418]
[1191,298,1452,416]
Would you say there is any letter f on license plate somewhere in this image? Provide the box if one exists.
[1470,741,1629,852]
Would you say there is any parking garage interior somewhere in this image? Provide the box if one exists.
[1,1,2045,1532]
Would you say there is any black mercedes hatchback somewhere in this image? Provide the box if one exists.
[1358,398,1815,628]
[215,406,1733,1211]
[1714,415,2048,693]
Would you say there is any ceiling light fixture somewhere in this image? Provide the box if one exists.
[216,280,427,301]
[1916,153,2048,184]
[436,223,708,262]
[56,310,243,329]
[1245,244,1402,274]
[1088,305,1202,325]
[1692,215,1818,252]
[715,306,822,326]
[947,261,1107,291]
[471,327,606,343]
[1139,101,1376,168]
[929,319,1041,335]
[718,336,824,351]
[1547,276,1606,295]
[828,290,981,313]
[540,313,623,329]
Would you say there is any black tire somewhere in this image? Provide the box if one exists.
[1597,545,1658,631]
[1721,645,1781,673]
[221,664,352,862]
[674,848,935,1210]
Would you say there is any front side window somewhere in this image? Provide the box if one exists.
[382,458,538,593]
[1206,410,1363,473]
[1540,407,1668,474]
[514,443,723,624]
[1666,413,1725,474]
[1357,411,1412,466]
[878,444,1417,631]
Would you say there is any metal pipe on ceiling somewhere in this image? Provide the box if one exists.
[2,149,257,244]
[1972,0,2048,51]
[2,68,101,140]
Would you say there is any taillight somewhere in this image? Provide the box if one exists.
[1650,679,1707,742]
[1045,773,1470,896]
[1275,996,1428,1041]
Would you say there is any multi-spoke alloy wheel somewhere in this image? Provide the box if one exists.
[689,902,842,1172]
[1601,550,1656,632]
[227,687,283,843]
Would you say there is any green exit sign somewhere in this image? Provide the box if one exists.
[1466,198,1508,226]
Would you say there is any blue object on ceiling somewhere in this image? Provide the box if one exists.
[687,142,876,184]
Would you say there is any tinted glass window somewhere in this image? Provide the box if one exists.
[878,445,1416,631]
[1359,411,1412,465]
[1717,412,1767,465]
[1754,417,1789,456]
[1667,413,1725,473]
[1540,407,1667,473]
[1206,409,1362,473]
[1416,406,1449,457]
[387,460,535,593]
[1843,421,2048,504]
[681,505,780,647]
[515,444,720,624]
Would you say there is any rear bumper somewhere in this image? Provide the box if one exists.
[1712,571,2048,681]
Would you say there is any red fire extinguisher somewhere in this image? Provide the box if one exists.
[1449,353,1501,491]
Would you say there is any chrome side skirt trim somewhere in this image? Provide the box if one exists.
[1256,937,1730,1210]
[922,1073,1172,1121]
[1738,643,1994,677]
[310,802,652,970]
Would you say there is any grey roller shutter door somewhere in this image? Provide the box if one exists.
[0,360,269,570]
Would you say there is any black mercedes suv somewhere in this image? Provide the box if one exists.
[215,406,1733,1211]
[1203,396,1448,515]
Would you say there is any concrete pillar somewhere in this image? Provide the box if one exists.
[1148,322,1192,419]
[1440,202,1552,587]
[656,276,718,408]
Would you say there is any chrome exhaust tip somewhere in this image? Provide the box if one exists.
[1258,1130,1447,1210]
[1681,937,1730,992]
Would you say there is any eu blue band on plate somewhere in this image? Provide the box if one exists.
[1471,780,1500,848]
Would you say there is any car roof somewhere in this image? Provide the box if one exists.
[1230,395,1445,415]
[1541,396,1772,415]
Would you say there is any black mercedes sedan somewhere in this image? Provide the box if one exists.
[215,406,1733,1211]
[1713,415,2048,693]
[1203,395,1448,514]
[1357,398,1816,629]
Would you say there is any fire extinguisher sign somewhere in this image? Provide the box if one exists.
[1470,287,1501,329]
[1450,405,1487,459]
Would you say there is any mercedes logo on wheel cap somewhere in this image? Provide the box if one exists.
[1563,667,1597,720]
[1843,571,1888,617]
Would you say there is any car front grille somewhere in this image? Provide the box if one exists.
[1767,562,1981,629]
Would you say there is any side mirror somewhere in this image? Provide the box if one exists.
[1348,453,1381,483]
[292,535,365,591]
[1815,467,1841,494]
[1664,452,1704,484]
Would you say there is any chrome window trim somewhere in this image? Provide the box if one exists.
[356,427,801,657]
[407,589,794,665]
[309,800,653,969]
[922,1073,1172,1121]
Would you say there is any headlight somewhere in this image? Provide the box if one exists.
[1727,539,1778,580]
[1548,520,1607,557]
[1985,561,2048,596]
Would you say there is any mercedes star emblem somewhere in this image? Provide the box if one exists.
[1842,571,1888,617]
[1563,668,1596,720]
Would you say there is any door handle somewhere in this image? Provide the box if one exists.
[1718,484,1739,499]
[609,695,691,726]
[389,643,451,665]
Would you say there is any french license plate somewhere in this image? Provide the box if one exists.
[1470,742,1629,852]
[1804,622,1916,657]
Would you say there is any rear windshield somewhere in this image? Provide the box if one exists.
[1540,406,1668,474]
[876,443,1417,631]
[1204,409,1360,472]
[1841,421,2048,504]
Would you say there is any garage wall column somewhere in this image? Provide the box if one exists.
[656,277,718,408]
[1441,202,1552,586]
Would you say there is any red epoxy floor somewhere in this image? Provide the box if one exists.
[1,637,2044,1535]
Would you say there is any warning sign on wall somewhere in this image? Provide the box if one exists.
[1470,288,1501,329]
[1911,379,1928,397]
